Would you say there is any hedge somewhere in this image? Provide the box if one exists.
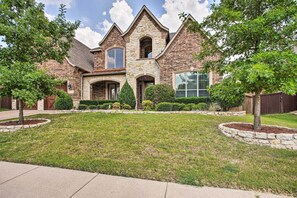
[80,100,118,106]
[174,97,211,104]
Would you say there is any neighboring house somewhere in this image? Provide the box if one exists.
[11,5,221,110]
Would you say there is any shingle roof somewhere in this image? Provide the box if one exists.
[68,38,94,72]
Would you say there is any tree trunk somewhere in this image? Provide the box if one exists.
[18,100,24,125]
[253,91,261,130]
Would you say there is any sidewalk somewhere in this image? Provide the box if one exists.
[0,110,58,121]
[0,161,293,198]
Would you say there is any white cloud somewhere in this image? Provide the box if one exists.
[108,0,134,31]
[44,12,55,21]
[99,19,113,33]
[75,27,103,48]
[159,0,210,32]
[102,11,107,16]
[37,0,73,8]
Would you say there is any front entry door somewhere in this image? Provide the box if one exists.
[137,80,154,109]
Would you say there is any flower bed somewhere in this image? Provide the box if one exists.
[0,118,51,132]
[219,122,297,150]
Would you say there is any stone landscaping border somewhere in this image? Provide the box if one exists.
[219,122,297,150]
[53,110,246,116]
[0,118,51,132]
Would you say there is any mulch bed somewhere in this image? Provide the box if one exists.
[0,120,46,126]
[225,123,297,134]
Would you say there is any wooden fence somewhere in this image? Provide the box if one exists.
[0,97,12,109]
[245,93,297,115]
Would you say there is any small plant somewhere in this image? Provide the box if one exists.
[208,103,221,111]
[78,104,88,110]
[112,102,121,110]
[172,103,185,111]
[89,105,97,110]
[182,105,191,111]
[119,81,136,109]
[195,103,208,111]
[54,90,73,110]
[155,102,173,111]
[145,84,175,105]
[97,105,103,110]
[142,100,154,111]
[122,103,131,110]
[102,103,112,110]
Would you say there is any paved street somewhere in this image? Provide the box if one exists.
[0,161,293,198]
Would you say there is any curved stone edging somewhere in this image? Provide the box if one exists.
[219,122,297,150]
[0,118,51,132]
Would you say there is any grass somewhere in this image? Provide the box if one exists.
[0,113,296,196]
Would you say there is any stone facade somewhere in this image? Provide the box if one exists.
[157,24,221,87]
[38,60,84,100]
[219,122,297,150]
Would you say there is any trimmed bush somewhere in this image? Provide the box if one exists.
[119,81,136,109]
[208,103,221,111]
[54,90,73,110]
[209,78,245,111]
[97,105,103,110]
[78,104,88,110]
[102,103,112,110]
[142,100,154,111]
[112,102,121,110]
[174,97,211,104]
[182,105,191,111]
[145,84,175,105]
[155,102,173,111]
[80,100,118,106]
[194,103,209,111]
[172,103,185,111]
[122,103,131,110]
[89,105,97,110]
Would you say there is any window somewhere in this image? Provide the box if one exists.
[107,48,124,69]
[175,72,209,97]
[140,37,152,58]
[108,83,120,100]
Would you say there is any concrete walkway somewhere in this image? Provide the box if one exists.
[0,110,59,121]
[0,162,293,198]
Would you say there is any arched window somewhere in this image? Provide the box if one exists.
[107,48,124,69]
[140,37,152,58]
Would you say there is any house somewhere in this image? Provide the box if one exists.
[11,5,221,110]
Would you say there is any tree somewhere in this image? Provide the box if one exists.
[119,81,136,109]
[0,0,79,124]
[186,0,297,130]
[144,84,175,105]
[209,78,245,111]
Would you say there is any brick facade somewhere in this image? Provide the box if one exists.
[157,24,221,87]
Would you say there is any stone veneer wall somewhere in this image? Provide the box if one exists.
[94,27,126,70]
[157,25,221,87]
[38,60,84,100]
[124,11,168,96]
[219,122,297,150]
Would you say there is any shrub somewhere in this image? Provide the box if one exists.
[54,90,73,110]
[174,97,211,104]
[195,103,209,111]
[102,103,112,110]
[122,103,131,110]
[142,100,154,111]
[172,103,185,111]
[119,81,136,109]
[155,102,173,111]
[89,105,97,110]
[97,105,103,110]
[78,104,88,110]
[182,105,191,111]
[145,84,175,105]
[80,100,118,106]
[209,78,245,111]
[112,102,121,110]
[208,103,221,111]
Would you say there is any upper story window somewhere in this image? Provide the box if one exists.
[107,48,124,69]
[140,37,152,59]
[175,72,209,98]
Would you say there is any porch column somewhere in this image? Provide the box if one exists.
[83,79,91,100]
[12,99,17,110]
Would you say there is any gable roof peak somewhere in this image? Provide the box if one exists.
[122,5,169,37]
[98,23,123,46]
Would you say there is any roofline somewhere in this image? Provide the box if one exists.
[98,23,123,46]
[90,47,102,53]
[83,71,126,77]
[122,5,169,37]
[156,14,223,59]
[65,57,91,73]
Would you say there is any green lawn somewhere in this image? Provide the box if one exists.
[0,113,296,196]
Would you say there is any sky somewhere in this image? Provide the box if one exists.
[10,0,217,49]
